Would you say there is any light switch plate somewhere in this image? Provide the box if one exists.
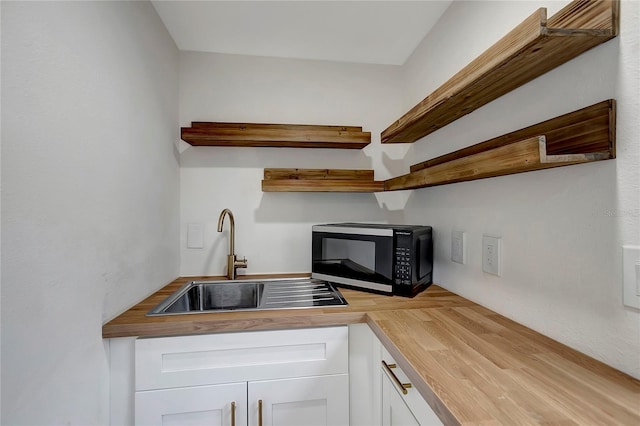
[622,245,640,309]
[187,223,204,249]
[451,230,467,264]
[482,235,502,276]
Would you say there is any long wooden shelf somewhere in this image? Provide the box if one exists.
[181,122,371,149]
[381,0,619,144]
[262,100,615,193]
[385,100,615,191]
[262,168,384,192]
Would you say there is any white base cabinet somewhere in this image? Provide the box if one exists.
[382,374,419,426]
[134,326,349,426]
[249,375,349,426]
[111,324,444,425]
[347,324,443,426]
[136,382,247,426]
[380,346,443,426]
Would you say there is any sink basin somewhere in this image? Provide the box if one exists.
[147,277,347,316]
[161,282,263,313]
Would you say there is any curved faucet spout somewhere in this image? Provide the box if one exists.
[217,208,247,279]
[217,208,235,256]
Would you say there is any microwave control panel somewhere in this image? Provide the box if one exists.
[394,233,413,285]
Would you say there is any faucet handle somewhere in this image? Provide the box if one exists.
[235,256,248,269]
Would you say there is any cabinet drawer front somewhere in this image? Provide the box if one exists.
[381,347,442,426]
[136,326,348,390]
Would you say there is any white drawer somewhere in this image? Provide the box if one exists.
[381,346,443,426]
[136,326,348,391]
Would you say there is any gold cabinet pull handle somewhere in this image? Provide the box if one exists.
[231,401,236,426]
[258,399,263,426]
[382,360,413,395]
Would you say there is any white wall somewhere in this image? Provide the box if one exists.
[402,0,640,378]
[179,52,406,276]
[1,2,180,424]
[0,0,3,414]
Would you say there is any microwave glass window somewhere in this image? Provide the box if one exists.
[323,238,375,274]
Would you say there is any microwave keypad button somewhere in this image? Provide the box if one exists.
[396,245,412,282]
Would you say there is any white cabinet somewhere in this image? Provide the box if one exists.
[135,376,349,426]
[347,324,442,426]
[135,382,247,426]
[380,347,442,426]
[249,375,349,426]
[134,326,349,426]
[382,373,419,426]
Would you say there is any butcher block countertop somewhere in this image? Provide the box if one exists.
[103,274,640,425]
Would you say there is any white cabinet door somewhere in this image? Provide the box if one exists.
[380,347,443,426]
[135,382,247,426]
[382,371,419,426]
[248,374,349,426]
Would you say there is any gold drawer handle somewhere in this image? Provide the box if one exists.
[231,401,236,426]
[382,360,413,395]
[258,399,263,426]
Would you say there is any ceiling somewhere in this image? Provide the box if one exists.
[151,1,453,66]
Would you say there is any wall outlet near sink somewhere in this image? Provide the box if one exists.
[482,235,502,276]
[622,245,640,309]
[451,230,467,264]
[187,223,204,249]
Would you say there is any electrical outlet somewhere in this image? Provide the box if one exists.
[187,223,204,249]
[622,245,640,309]
[482,235,502,276]
[451,230,467,264]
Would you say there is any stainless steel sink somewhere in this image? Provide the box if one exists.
[147,277,347,316]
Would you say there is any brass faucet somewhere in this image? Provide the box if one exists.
[217,208,247,280]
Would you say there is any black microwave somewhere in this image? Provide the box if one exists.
[311,223,433,297]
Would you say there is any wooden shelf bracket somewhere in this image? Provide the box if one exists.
[538,137,611,164]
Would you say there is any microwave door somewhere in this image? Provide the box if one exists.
[313,235,392,285]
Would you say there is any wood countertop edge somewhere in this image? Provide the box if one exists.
[367,317,461,426]
[104,311,369,339]
[101,274,460,339]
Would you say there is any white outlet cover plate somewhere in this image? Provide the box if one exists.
[622,245,640,309]
[451,230,466,264]
[187,223,205,249]
[482,235,502,276]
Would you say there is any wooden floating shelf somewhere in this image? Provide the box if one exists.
[410,99,615,172]
[263,100,615,193]
[382,0,619,144]
[385,100,615,191]
[262,169,384,193]
[181,122,371,149]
